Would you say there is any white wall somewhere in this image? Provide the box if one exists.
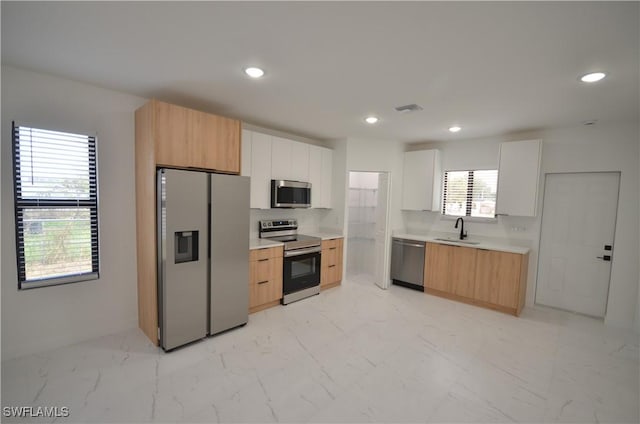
[322,137,405,286]
[1,66,146,359]
[405,122,639,331]
[344,137,405,233]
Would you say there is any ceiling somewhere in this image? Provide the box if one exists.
[2,2,638,143]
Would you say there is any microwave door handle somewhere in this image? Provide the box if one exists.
[284,246,322,257]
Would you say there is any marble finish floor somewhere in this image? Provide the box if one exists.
[2,278,639,423]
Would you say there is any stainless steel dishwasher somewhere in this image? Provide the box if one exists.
[391,238,426,291]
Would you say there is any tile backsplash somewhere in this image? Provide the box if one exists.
[249,208,331,238]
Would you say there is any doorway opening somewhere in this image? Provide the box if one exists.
[345,171,391,289]
[535,172,620,318]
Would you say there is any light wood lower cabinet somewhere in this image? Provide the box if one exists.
[474,249,528,313]
[450,246,478,298]
[424,243,477,298]
[321,238,343,289]
[424,242,528,316]
[249,247,283,313]
[424,243,451,292]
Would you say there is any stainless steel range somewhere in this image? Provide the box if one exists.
[259,219,322,304]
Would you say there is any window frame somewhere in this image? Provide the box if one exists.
[12,122,100,290]
[441,168,498,221]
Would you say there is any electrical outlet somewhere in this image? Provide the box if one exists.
[510,226,527,232]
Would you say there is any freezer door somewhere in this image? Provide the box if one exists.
[158,169,209,350]
[210,174,250,335]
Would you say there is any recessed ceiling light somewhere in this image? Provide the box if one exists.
[449,126,462,133]
[365,116,379,124]
[580,72,606,83]
[244,67,265,78]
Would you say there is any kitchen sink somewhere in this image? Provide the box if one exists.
[433,237,480,245]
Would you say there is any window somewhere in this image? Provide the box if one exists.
[442,169,498,218]
[12,123,99,289]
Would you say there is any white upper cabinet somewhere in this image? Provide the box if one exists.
[249,131,272,209]
[271,136,309,182]
[242,128,331,209]
[308,145,333,208]
[320,147,333,208]
[240,129,252,177]
[271,136,292,180]
[308,145,323,208]
[401,149,441,211]
[496,139,542,217]
[291,142,309,182]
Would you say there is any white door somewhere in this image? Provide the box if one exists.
[536,172,619,317]
[374,173,391,289]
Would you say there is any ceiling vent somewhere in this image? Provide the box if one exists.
[394,104,423,113]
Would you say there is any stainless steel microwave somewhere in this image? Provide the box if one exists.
[271,180,311,208]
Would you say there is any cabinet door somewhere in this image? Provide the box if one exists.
[334,239,343,282]
[402,150,441,211]
[291,142,309,182]
[450,246,477,298]
[321,248,336,287]
[154,101,190,167]
[321,148,333,208]
[308,145,323,208]
[249,252,283,308]
[496,140,541,217]
[271,137,292,180]
[424,243,450,292]
[321,238,343,286]
[474,249,522,308]
[241,129,252,177]
[250,132,272,209]
[188,109,240,173]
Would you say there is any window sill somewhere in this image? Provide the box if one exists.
[19,272,99,290]
[440,215,498,224]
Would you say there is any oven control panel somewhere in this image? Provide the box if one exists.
[260,219,297,230]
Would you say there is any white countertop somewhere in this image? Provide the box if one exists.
[249,238,284,250]
[250,232,342,250]
[393,233,530,255]
[306,232,344,241]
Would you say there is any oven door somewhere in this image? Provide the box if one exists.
[283,248,321,294]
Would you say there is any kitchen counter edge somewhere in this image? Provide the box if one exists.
[393,233,529,255]
[249,239,284,250]
[309,232,344,241]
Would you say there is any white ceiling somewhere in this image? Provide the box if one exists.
[2,2,638,143]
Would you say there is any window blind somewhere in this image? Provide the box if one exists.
[12,123,99,289]
[442,169,498,218]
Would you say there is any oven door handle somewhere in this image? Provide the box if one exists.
[284,246,322,257]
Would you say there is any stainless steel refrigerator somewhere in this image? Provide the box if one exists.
[157,168,249,351]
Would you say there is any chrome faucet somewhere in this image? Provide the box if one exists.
[454,217,467,240]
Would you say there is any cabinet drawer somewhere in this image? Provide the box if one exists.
[249,277,282,308]
[321,238,343,251]
[321,239,343,288]
[249,254,283,309]
[322,247,339,267]
[250,246,283,262]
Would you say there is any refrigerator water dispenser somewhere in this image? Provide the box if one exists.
[175,231,198,263]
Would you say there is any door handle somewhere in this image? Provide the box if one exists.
[392,240,425,248]
[596,255,611,261]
